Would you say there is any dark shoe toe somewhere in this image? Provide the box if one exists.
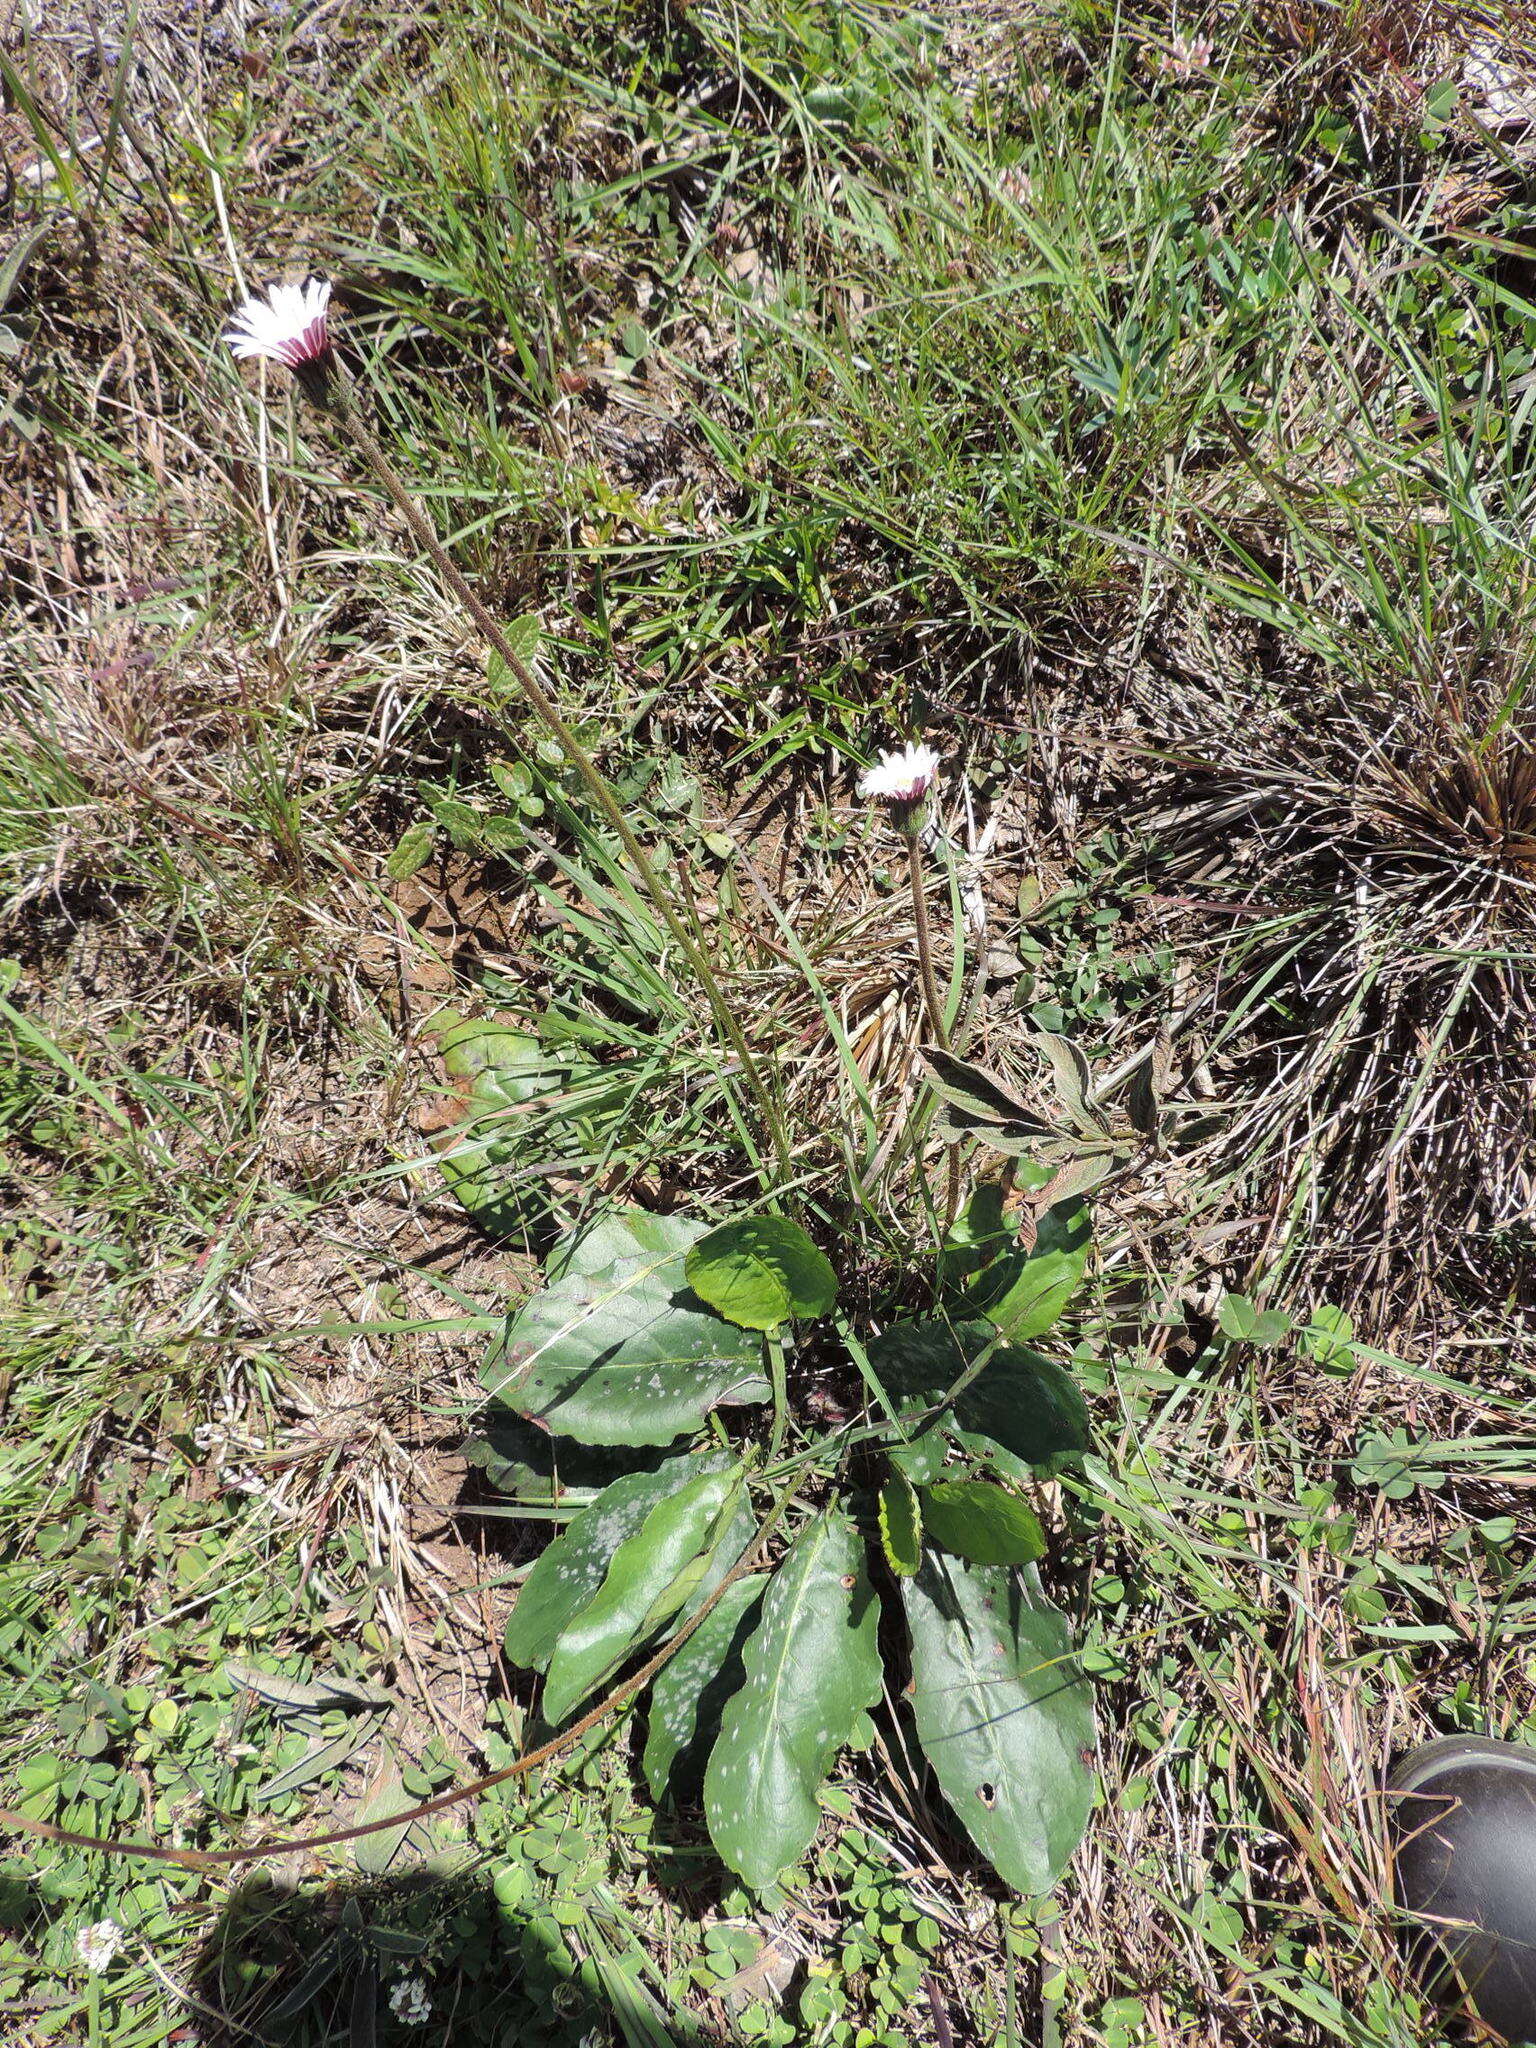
[1389,1737,1536,2044]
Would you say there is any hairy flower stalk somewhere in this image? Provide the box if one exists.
[859,744,948,1050]
[860,742,958,1219]
[225,281,787,1180]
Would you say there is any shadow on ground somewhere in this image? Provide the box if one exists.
[188,1863,726,2048]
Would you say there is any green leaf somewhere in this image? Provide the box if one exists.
[704,1512,882,1889]
[943,1182,1010,1272]
[869,1321,1088,1482]
[902,1554,1094,1895]
[684,1217,839,1331]
[962,1200,1090,1342]
[1299,1303,1355,1370]
[920,1480,1046,1566]
[487,617,542,688]
[877,1470,922,1577]
[504,1455,732,1672]
[550,1208,698,1280]
[430,1016,564,1236]
[643,1576,766,1802]
[542,1466,745,1722]
[483,1213,769,1446]
[385,820,436,881]
[465,1412,666,1505]
[1217,1294,1292,1347]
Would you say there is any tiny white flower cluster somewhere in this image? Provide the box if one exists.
[857,741,941,807]
[387,1973,433,2026]
[75,1919,124,1975]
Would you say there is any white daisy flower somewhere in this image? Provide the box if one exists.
[387,1973,433,2025]
[858,742,941,806]
[75,1919,124,1975]
[224,278,333,371]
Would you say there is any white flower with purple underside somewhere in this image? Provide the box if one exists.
[75,1920,124,1975]
[224,279,333,371]
[387,1973,433,2025]
[858,742,940,807]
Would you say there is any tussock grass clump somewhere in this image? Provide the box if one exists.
[1153,674,1536,1311]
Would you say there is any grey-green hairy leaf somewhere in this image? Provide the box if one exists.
[542,1467,744,1723]
[919,1047,1041,1128]
[225,1664,395,1717]
[902,1554,1095,1895]
[503,1455,729,1673]
[483,1213,769,1446]
[1033,1031,1102,1133]
[704,1512,881,1889]
[486,617,542,685]
[643,1576,766,1803]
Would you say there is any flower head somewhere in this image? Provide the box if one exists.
[387,1974,433,2026]
[225,278,333,373]
[76,1920,124,1976]
[1159,32,1213,78]
[858,742,941,808]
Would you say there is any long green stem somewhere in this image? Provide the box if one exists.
[314,373,790,1186]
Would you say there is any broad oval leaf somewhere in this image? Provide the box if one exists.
[921,1479,1046,1566]
[902,1553,1095,1895]
[869,1320,1087,1482]
[878,1470,922,1577]
[385,819,435,881]
[550,1208,699,1281]
[685,1216,839,1332]
[643,1576,766,1803]
[542,1467,744,1723]
[704,1511,881,1890]
[965,1201,1091,1343]
[483,1213,769,1446]
[504,1455,730,1673]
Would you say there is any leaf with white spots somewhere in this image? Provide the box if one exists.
[703,1511,881,1890]
[901,1552,1095,1896]
[483,1213,769,1447]
[504,1454,732,1673]
[643,1576,766,1803]
[542,1466,745,1723]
